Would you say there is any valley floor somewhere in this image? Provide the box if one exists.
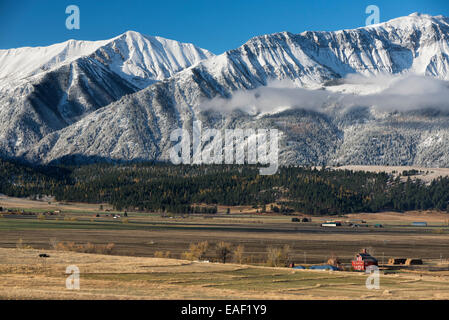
[2,248,449,300]
[2,195,449,299]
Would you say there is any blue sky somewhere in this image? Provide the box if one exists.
[1,0,448,53]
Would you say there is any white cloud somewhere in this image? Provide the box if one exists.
[199,74,449,115]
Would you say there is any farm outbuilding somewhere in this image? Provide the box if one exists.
[388,258,407,265]
[321,222,341,227]
[292,217,310,223]
[405,258,423,265]
[374,224,383,228]
[292,265,306,270]
[351,249,378,271]
[309,265,339,271]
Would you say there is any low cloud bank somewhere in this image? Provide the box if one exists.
[199,74,449,115]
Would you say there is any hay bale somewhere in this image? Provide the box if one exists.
[388,258,407,265]
[405,258,423,265]
[327,257,341,266]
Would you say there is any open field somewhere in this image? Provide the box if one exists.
[334,165,449,183]
[0,194,266,215]
[0,194,113,213]
[346,211,449,224]
[2,248,449,299]
[3,195,449,299]
[1,204,449,265]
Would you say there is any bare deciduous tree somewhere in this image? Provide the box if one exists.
[266,245,291,267]
[233,244,245,264]
[216,241,232,264]
[182,241,209,261]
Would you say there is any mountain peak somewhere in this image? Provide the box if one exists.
[123,30,142,36]
[0,30,214,87]
[407,12,447,20]
[97,30,214,88]
[409,12,431,17]
[380,12,449,28]
[0,38,108,82]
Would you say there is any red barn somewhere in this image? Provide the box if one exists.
[351,249,378,271]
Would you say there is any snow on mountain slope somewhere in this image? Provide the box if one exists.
[0,31,213,88]
[92,31,214,89]
[7,13,449,166]
[167,12,449,99]
[0,39,108,83]
[0,31,213,157]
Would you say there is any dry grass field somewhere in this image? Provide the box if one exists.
[2,195,449,299]
[334,165,449,183]
[2,248,449,300]
[0,194,113,213]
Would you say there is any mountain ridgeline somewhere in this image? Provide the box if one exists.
[1,13,449,166]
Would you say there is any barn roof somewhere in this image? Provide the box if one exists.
[357,253,378,262]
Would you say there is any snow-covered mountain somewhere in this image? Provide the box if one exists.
[0,31,213,157]
[0,31,214,87]
[3,13,449,166]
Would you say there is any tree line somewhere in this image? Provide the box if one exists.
[0,159,449,215]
